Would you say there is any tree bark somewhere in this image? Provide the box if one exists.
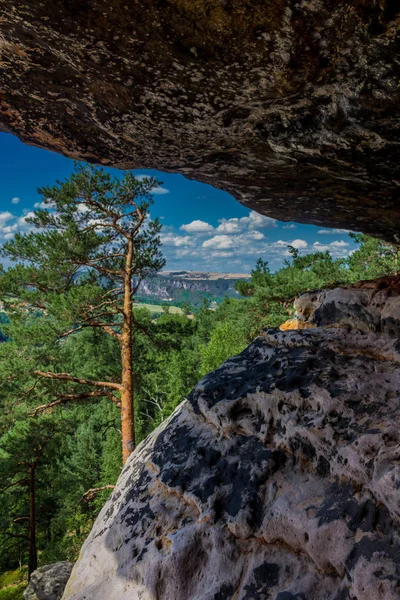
[28,466,37,578]
[120,237,135,463]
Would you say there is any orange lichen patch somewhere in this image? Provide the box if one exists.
[279,318,315,331]
[146,460,160,474]
[155,535,173,555]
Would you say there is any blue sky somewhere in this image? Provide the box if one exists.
[0,133,356,273]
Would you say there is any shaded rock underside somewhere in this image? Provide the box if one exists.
[63,277,400,600]
[0,1,400,240]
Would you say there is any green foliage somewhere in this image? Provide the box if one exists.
[0,583,27,600]
[346,233,399,279]
[0,570,27,600]
[199,320,247,375]
[0,570,26,589]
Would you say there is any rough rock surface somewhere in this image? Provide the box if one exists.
[63,278,400,600]
[1,1,400,241]
[24,562,74,600]
[295,276,400,336]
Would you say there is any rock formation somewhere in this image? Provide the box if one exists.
[136,272,247,306]
[24,562,74,600]
[0,1,400,241]
[62,277,400,600]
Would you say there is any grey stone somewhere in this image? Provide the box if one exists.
[24,562,74,600]
[0,2,399,241]
[296,276,400,337]
[62,278,400,600]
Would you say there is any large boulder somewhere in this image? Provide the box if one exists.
[62,278,400,600]
[295,276,400,336]
[24,562,74,600]
[0,1,399,241]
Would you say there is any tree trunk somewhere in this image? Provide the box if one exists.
[120,237,135,463]
[28,466,37,578]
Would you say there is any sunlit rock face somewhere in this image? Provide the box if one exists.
[1,1,400,241]
[63,277,400,600]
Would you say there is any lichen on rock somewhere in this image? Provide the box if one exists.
[24,562,74,600]
[62,278,400,600]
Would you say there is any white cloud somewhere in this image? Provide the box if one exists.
[246,211,277,230]
[317,228,350,235]
[2,224,18,235]
[202,235,236,250]
[0,210,37,243]
[311,240,352,258]
[246,230,265,241]
[17,212,36,227]
[210,251,234,258]
[151,186,169,195]
[76,203,90,213]
[216,218,242,234]
[11,197,20,205]
[313,240,349,251]
[180,220,214,234]
[291,239,308,249]
[160,234,194,247]
[272,239,307,249]
[151,209,356,272]
[34,199,56,209]
[330,240,349,248]
[0,212,13,223]
[216,211,277,234]
[135,174,169,195]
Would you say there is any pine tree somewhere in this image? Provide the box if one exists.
[0,164,165,463]
[0,418,62,577]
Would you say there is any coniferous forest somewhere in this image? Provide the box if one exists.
[0,166,398,597]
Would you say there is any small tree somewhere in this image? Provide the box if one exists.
[0,418,61,577]
[347,233,400,278]
[0,164,165,463]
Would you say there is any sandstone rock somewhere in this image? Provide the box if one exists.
[296,276,400,337]
[24,562,74,600]
[0,2,399,241]
[62,279,400,600]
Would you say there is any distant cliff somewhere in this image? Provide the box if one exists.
[135,271,250,307]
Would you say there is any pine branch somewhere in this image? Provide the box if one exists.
[0,478,29,493]
[32,371,122,391]
[80,485,115,504]
[30,390,121,417]
[58,319,122,341]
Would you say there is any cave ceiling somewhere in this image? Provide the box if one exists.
[0,0,399,241]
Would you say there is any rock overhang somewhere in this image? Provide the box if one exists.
[0,0,399,241]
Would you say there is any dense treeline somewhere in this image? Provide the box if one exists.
[0,169,398,592]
